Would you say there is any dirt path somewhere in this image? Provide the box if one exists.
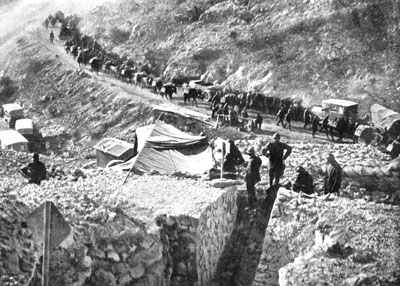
[43,27,346,145]
[0,6,344,147]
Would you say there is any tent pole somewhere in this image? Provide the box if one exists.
[122,163,135,184]
[221,142,225,179]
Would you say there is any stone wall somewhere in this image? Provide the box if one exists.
[253,188,303,286]
[1,181,240,286]
[158,186,238,286]
[0,197,167,286]
[48,209,166,286]
[196,186,238,286]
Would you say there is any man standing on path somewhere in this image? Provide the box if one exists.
[245,146,262,208]
[283,105,293,131]
[276,106,286,127]
[262,133,292,187]
[303,107,312,129]
[254,113,263,132]
[312,115,320,138]
[49,30,54,44]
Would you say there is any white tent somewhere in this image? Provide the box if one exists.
[113,123,213,175]
[0,130,29,152]
[370,104,400,133]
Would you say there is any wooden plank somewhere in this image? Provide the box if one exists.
[42,201,51,286]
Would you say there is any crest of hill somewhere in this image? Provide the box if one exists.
[80,0,400,113]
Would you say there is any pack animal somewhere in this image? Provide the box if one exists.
[160,84,177,100]
[184,88,202,107]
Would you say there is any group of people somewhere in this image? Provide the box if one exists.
[225,133,342,208]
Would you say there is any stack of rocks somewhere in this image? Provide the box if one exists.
[0,193,36,286]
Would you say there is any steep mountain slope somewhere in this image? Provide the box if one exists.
[0,2,399,285]
[80,0,400,115]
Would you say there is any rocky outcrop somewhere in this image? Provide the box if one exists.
[0,195,35,286]
[253,187,400,285]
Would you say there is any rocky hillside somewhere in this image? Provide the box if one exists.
[80,0,400,114]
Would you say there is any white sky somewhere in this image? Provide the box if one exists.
[0,0,117,42]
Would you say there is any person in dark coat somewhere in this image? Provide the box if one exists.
[323,153,342,195]
[223,139,245,173]
[245,146,262,208]
[312,115,320,138]
[21,153,47,185]
[262,133,292,187]
[293,166,314,195]
[320,115,330,137]
[276,106,285,127]
[303,107,312,129]
[49,30,54,44]
[336,117,348,142]
[283,106,293,130]
[254,113,263,131]
[211,92,221,110]
[211,103,220,119]
[241,107,248,119]
[349,119,359,144]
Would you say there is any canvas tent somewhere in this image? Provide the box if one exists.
[370,104,400,135]
[0,130,29,152]
[113,123,213,175]
[15,118,34,135]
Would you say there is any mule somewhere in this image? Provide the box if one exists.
[183,88,202,107]
[160,84,177,100]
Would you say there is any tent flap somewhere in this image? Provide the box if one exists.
[112,123,213,175]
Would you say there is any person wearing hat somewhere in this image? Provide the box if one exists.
[322,153,342,195]
[292,166,314,195]
[21,153,47,185]
[262,133,292,187]
[245,146,262,208]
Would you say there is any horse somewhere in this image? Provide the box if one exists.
[76,48,91,67]
[160,84,177,100]
[89,57,102,73]
[120,68,135,84]
[104,61,117,74]
[183,88,202,107]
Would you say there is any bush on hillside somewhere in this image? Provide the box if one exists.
[109,27,130,44]
[0,76,17,99]
[26,60,46,74]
